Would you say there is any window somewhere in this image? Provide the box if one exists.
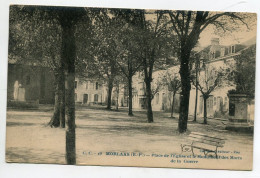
[74,81,78,89]
[231,45,235,53]
[215,51,220,58]
[224,97,228,106]
[214,97,216,106]
[94,94,98,102]
[220,48,225,57]
[83,94,88,104]
[229,45,235,54]
[96,82,99,90]
[86,82,88,89]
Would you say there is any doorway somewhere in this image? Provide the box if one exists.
[83,94,88,104]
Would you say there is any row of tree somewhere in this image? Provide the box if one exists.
[80,9,250,128]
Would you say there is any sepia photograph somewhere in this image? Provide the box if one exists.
[5,4,257,171]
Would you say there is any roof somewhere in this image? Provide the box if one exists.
[241,37,256,46]
[198,37,256,64]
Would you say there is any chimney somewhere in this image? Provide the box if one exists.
[211,38,219,46]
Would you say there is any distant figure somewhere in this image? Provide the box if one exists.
[13,81,19,101]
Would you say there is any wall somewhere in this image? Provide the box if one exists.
[7,63,55,104]
[74,79,104,105]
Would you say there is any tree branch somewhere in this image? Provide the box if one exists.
[168,11,181,37]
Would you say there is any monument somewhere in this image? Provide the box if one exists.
[226,93,254,132]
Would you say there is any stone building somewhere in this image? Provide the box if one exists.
[7,60,55,104]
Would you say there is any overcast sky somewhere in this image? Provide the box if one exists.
[199,17,257,47]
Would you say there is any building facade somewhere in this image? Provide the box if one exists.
[131,37,255,120]
[189,37,255,119]
[132,70,181,112]
[74,78,106,105]
[74,78,127,106]
[8,37,255,122]
[7,62,55,104]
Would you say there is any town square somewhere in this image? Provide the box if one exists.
[5,5,256,170]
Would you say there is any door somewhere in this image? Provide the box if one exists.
[83,94,88,104]
[217,96,224,112]
[94,94,98,103]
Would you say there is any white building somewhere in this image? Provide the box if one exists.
[74,78,107,105]
[189,37,255,118]
[131,37,255,120]
[74,37,255,122]
[74,77,127,107]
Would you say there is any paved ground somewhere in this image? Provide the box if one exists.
[5,105,253,169]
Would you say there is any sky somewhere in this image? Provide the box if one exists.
[198,15,257,47]
[146,11,257,48]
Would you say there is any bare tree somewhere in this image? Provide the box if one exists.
[162,68,181,118]
[191,65,227,124]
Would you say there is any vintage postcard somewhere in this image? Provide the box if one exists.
[6,5,257,170]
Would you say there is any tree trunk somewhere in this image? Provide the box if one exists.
[107,77,113,110]
[65,72,76,165]
[171,92,176,118]
[116,84,119,111]
[193,59,199,122]
[60,69,65,128]
[178,52,191,133]
[49,74,61,127]
[128,76,133,116]
[203,96,207,124]
[145,78,153,123]
[49,71,66,128]
[193,82,198,122]
[61,19,76,165]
